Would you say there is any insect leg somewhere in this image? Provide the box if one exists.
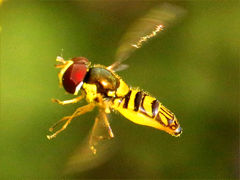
[52,94,85,105]
[56,60,73,86]
[47,103,95,140]
[89,108,114,154]
[102,110,114,138]
[89,115,100,154]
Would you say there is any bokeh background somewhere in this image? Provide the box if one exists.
[1,0,239,179]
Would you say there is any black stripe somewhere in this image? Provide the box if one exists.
[141,93,147,106]
[160,107,173,118]
[123,90,132,108]
[162,106,172,114]
[139,93,147,112]
[151,100,159,118]
[160,111,171,121]
[134,91,143,111]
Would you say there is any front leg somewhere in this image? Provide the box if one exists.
[47,103,96,140]
[52,94,85,105]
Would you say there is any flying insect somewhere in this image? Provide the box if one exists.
[47,4,184,156]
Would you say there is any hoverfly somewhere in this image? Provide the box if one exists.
[47,4,184,157]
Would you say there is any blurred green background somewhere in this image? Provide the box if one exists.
[1,0,239,179]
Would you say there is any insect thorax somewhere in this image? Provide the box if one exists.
[84,66,118,93]
[83,66,130,101]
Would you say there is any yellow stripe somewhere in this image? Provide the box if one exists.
[127,90,138,111]
[113,98,122,108]
[116,79,130,97]
[159,113,168,126]
[142,95,156,117]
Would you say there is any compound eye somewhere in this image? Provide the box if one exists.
[62,61,88,94]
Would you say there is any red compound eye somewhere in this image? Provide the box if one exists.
[62,57,89,94]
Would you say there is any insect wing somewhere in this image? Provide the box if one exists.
[64,110,115,174]
[107,63,129,72]
[109,3,186,71]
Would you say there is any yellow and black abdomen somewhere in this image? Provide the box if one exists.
[112,89,182,136]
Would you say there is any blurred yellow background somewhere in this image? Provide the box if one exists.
[1,1,239,179]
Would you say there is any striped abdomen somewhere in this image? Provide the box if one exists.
[112,89,182,136]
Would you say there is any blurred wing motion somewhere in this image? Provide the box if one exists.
[64,109,115,174]
[108,3,186,71]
